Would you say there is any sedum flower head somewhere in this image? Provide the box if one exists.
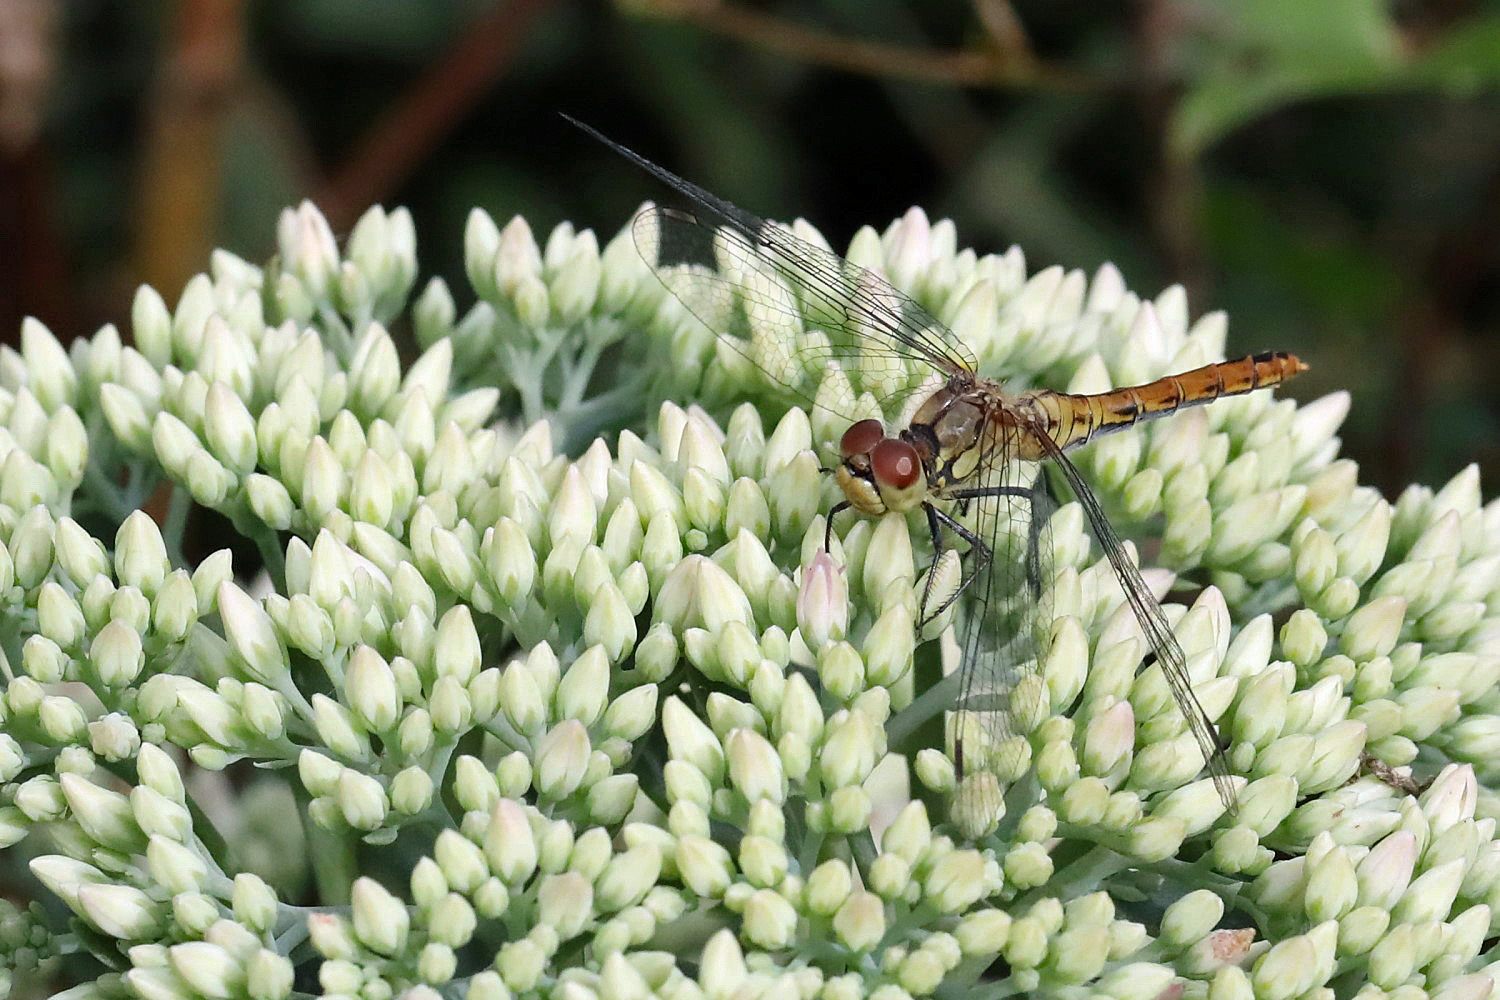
[1,196,1497,1000]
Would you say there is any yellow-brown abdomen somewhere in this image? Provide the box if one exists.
[1033,351,1307,453]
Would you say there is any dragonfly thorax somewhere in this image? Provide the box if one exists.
[835,418,931,516]
[909,386,995,490]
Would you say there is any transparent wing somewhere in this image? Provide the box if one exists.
[1040,434,1236,812]
[635,204,977,424]
[949,454,1055,837]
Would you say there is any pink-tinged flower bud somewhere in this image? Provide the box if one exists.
[796,550,848,650]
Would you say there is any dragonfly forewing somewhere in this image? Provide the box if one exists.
[630,201,976,426]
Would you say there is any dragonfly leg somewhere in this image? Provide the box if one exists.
[823,501,850,553]
[919,485,1041,624]
[917,505,995,626]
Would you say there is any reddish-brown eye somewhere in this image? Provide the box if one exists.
[871,439,921,490]
[840,419,885,459]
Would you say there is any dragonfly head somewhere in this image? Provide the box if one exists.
[834,418,929,516]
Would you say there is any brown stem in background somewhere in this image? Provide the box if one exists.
[132,0,247,303]
[315,0,560,234]
[647,1,1098,92]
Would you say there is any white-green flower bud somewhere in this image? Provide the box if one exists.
[683,468,726,537]
[656,555,754,633]
[346,645,400,732]
[662,697,725,783]
[453,755,497,814]
[549,466,599,551]
[39,695,88,744]
[950,909,1010,961]
[485,799,538,884]
[297,749,344,800]
[805,859,853,916]
[434,828,488,892]
[1121,814,1186,863]
[495,751,531,799]
[666,760,713,811]
[581,580,635,666]
[498,661,546,737]
[1391,857,1463,925]
[1292,524,1338,600]
[87,712,141,763]
[430,676,473,734]
[112,510,170,596]
[203,381,257,475]
[61,773,143,852]
[34,581,82,653]
[336,769,388,831]
[381,767,435,821]
[232,872,279,935]
[90,620,145,687]
[601,683,657,745]
[349,876,409,956]
[146,570,196,645]
[768,452,822,538]
[676,835,734,897]
[310,693,369,761]
[725,728,786,806]
[77,883,164,940]
[867,852,911,901]
[1402,762,1457,828]
[831,890,885,952]
[922,849,987,914]
[551,645,609,729]
[735,888,794,950]
[1251,929,1333,1000]
[12,506,58,591]
[217,582,289,685]
[20,317,77,408]
[414,942,455,986]
[22,633,67,684]
[54,517,109,587]
[1000,841,1052,891]
[595,844,662,912]
[145,835,206,894]
[426,892,478,950]
[535,720,591,801]
[536,871,593,941]
[245,473,294,530]
[244,949,294,1000]
[795,549,848,651]
[1043,924,1112,986]
[1303,842,1358,922]
[1081,699,1135,778]
[1298,721,1365,793]
[29,853,106,909]
[131,784,192,840]
[1339,596,1405,663]
[586,774,638,826]
[820,710,879,788]
[818,641,865,703]
[538,818,575,874]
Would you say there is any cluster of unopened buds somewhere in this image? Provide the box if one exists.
[0,194,1496,1000]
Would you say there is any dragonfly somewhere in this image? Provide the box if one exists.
[565,116,1306,820]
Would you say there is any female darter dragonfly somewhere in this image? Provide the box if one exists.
[565,116,1306,820]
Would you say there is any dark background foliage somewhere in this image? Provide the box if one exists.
[4,0,1500,498]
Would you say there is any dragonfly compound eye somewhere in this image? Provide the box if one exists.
[871,439,922,491]
[840,419,886,459]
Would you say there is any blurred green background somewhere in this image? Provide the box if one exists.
[4,0,1499,498]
